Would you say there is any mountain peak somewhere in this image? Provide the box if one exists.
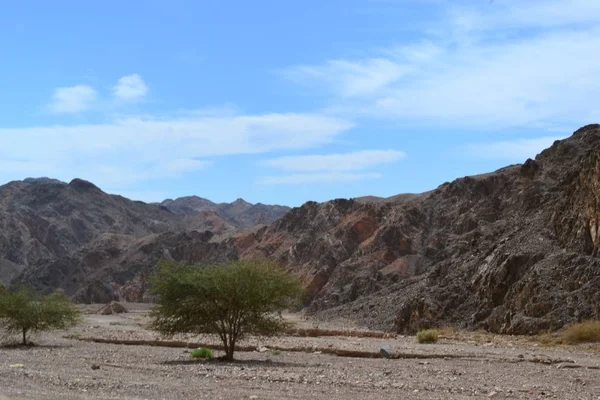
[23,177,66,185]
[68,178,101,192]
[232,198,251,206]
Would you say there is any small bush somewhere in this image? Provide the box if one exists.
[0,288,80,345]
[416,329,439,343]
[270,350,282,356]
[563,320,600,344]
[191,347,214,359]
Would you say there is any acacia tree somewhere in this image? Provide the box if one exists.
[150,259,304,361]
[0,289,80,345]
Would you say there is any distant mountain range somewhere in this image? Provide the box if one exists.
[158,196,290,227]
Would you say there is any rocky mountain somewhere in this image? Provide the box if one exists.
[234,124,599,335]
[2,125,600,336]
[0,179,260,292]
[159,196,290,226]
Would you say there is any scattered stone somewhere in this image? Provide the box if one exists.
[258,346,269,353]
[379,346,394,359]
[91,364,100,370]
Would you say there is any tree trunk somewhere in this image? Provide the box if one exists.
[228,338,236,361]
[22,327,27,346]
[220,334,236,361]
[221,335,234,361]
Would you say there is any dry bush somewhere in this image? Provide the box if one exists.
[416,329,439,343]
[562,320,600,344]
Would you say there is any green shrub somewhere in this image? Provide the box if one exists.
[191,347,214,359]
[416,329,439,343]
[563,320,600,344]
[270,350,282,356]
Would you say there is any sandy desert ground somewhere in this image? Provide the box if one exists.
[1,304,599,400]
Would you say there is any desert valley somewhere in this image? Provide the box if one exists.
[2,126,600,399]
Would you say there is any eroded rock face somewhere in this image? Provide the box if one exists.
[229,124,600,334]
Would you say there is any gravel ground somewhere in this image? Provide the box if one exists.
[1,306,599,399]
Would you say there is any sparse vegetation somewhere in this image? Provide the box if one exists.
[149,259,304,361]
[0,289,80,345]
[416,329,440,343]
[270,349,282,356]
[437,326,457,338]
[191,347,214,359]
[562,320,600,344]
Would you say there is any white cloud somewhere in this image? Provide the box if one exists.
[282,58,410,98]
[113,74,148,101]
[261,150,405,172]
[463,136,564,161]
[258,149,404,185]
[48,85,97,113]
[0,113,352,190]
[258,172,382,185]
[282,1,600,129]
[446,0,600,33]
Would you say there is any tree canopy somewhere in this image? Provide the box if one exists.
[149,259,304,360]
[0,289,80,345]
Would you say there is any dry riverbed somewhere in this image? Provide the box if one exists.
[1,304,599,399]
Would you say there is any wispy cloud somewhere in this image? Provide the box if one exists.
[282,59,410,98]
[113,74,148,101]
[282,0,600,129]
[261,150,405,171]
[463,136,564,161]
[0,113,352,190]
[259,149,404,184]
[48,85,97,113]
[258,172,382,185]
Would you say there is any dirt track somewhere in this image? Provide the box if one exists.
[1,305,599,399]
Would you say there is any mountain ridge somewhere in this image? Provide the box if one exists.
[158,195,290,227]
[2,125,600,335]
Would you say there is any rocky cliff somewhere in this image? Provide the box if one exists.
[227,124,600,334]
[2,125,600,335]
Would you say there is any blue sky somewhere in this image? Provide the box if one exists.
[1,0,599,206]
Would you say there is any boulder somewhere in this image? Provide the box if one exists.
[97,301,128,315]
[380,346,395,359]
